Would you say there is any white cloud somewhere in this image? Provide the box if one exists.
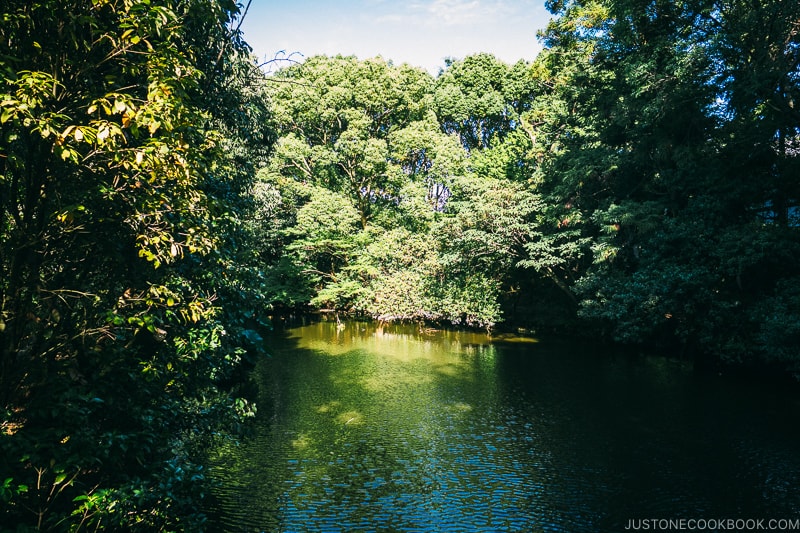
[372,13,408,24]
[424,0,506,26]
[370,0,517,27]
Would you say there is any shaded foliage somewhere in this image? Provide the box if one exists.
[533,0,800,370]
[0,0,270,529]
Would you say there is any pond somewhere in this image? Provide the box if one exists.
[209,318,800,532]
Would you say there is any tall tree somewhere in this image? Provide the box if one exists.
[434,53,536,151]
[535,0,800,367]
[0,0,268,529]
[266,55,432,229]
[259,55,514,328]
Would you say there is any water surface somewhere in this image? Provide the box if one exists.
[210,319,800,532]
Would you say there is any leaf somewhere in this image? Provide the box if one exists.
[242,329,264,345]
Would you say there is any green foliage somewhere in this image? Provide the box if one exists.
[752,278,800,373]
[265,55,433,228]
[350,228,438,321]
[1,0,270,529]
[434,53,536,151]
[256,54,560,330]
[534,0,800,370]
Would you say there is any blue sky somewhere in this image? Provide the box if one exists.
[239,0,553,74]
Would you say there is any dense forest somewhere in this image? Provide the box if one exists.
[2,0,799,530]
[256,1,800,365]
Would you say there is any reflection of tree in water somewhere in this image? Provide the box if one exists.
[210,319,800,532]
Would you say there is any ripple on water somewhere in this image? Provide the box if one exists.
[209,321,800,532]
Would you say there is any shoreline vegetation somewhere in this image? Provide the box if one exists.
[2,0,800,530]
[274,310,799,385]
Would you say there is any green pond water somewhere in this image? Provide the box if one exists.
[209,318,800,532]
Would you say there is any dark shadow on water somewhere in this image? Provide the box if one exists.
[208,318,800,532]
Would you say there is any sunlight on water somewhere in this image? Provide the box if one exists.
[209,318,800,532]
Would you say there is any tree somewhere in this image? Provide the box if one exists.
[535,0,800,368]
[434,53,536,151]
[260,54,545,329]
[266,55,433,229]
[0,0,267,528]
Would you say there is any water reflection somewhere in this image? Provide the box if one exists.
[210,319,800,532]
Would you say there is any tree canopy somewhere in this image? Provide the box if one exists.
[532,0,800,366]
[253,0,800,374]
[255,54,561,330]
[1,0,270,529]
